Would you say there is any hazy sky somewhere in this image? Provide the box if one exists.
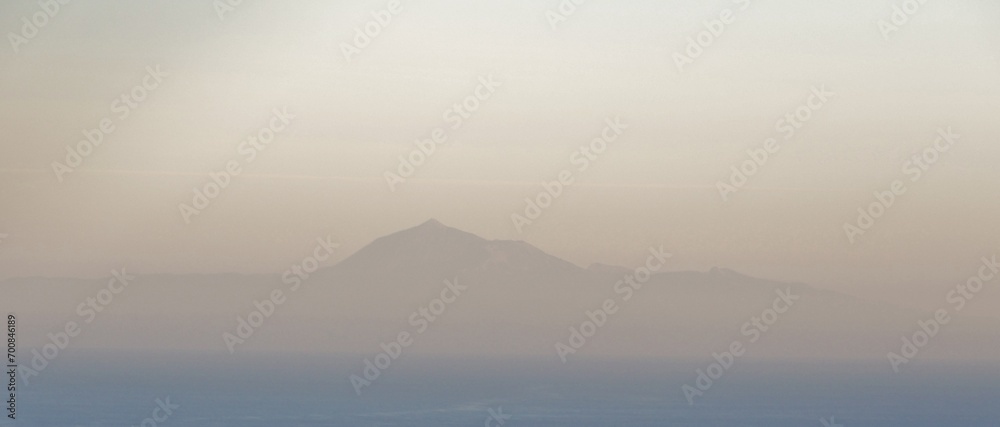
[1,0,998,313]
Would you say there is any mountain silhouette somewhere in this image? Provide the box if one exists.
[3,219,1000,360]
[334,219,585,281]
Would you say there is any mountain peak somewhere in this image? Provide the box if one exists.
[332,219,587,279]
[418,218,447,229]
[403,219,476,240]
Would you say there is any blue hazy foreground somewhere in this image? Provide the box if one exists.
[7,353,999,427]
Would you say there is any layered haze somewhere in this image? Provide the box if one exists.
[0,0,999,321]
[4,219,999,361]
[2,1,1000,425]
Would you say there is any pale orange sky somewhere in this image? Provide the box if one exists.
[1,0,999,317]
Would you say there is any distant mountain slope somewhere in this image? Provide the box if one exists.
[334,219,585,279]
[2,219,999,362]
